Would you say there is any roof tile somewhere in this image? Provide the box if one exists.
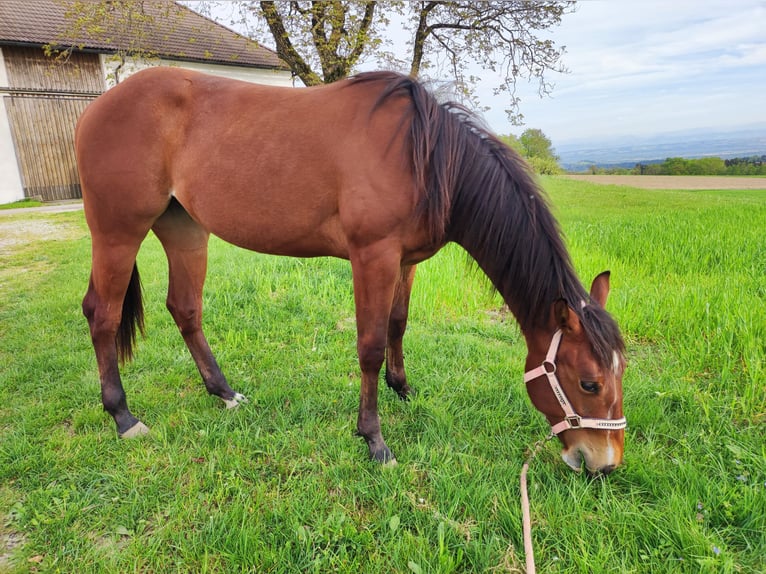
[0,0,287,70]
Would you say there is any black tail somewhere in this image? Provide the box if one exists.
[116,264,145,364]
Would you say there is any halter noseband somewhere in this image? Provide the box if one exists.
[523,329,627,435]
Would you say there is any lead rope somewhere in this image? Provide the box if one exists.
[520,433,553,574]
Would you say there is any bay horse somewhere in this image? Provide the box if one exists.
[76,67,626,474]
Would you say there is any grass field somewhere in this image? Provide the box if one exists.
[1,177,764,573]
[0,200,43,211]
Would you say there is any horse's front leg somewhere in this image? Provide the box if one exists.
[350,246,402,464]
[386,264,416,399]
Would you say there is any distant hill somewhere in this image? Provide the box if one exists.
[555,125,766,172]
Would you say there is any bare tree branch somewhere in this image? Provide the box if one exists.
[60,1,575,122]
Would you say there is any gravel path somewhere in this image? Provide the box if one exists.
[0,201,85,254]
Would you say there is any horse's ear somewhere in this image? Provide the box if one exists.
[589,271,611,308]
[553,298,582,335]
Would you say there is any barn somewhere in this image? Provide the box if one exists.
[0,0,292,204]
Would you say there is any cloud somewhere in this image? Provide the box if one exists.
[495,0,766,142]
[559,4,765,87]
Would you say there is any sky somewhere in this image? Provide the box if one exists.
[472,0,766,144]
[196,1,766,147]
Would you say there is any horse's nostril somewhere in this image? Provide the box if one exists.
[600,464,616,476]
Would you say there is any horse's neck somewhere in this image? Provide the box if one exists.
[443,131,587,331]
[450,222,570,333]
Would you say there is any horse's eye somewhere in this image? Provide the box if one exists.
[580,380,600,394]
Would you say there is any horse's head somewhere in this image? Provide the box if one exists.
[524,272,626,475]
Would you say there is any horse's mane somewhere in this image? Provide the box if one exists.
[348,71,624,367]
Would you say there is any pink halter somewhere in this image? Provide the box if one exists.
[524,330,627,435]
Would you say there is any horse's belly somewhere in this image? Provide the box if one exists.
[195,207,349,259]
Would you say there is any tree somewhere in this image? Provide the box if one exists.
[498,134,523,155]
[46,0,177,84]
[55,1,575,119]
[662,157,689,175]
[406,1,573,120]
[257,1,378,85]
[194,1,575,122]
[505,128,561,175]
[688,157,726,176]
[518,128,557,160]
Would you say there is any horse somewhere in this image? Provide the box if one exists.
[76,67,626,474]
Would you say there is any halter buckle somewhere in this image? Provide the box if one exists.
[566,415,582,429]
[542,360,556,375]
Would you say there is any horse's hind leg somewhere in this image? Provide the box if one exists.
[151,201,246,408]
[386,264,416,399]
[83,242,149,438]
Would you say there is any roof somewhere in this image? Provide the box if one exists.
[0,0,288,70]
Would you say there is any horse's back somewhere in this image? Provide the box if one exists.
[77,67,427,259]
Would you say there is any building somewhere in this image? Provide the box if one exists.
[0,0,292,204]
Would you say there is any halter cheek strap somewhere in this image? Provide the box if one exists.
[523,330,627,435]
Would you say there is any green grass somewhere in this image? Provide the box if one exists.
[0,178,764,573]
[0,199,44,211]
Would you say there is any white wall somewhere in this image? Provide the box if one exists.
[0,48,26,205]
[100,55,295,89]
[165,59,296,87]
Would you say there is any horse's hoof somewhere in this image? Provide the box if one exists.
[119,421,150,438]
[222,393,248,409]
[385,373,413,401]
[371,445,397,465]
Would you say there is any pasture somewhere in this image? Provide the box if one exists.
[1,177,764,573]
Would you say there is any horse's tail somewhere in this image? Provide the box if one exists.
[116,263,145,364]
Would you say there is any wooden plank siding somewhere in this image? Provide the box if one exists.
[1,47,103,201]
[4,95,92,201]
[4,46,104,93]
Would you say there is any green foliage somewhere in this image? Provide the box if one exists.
[498,133,523,155]
[526,155,563,175]
[45,0,172,83]
[502,128,562,174]
[1,182,764,572]
[724,156,766,175]
[688,157,727,175]
[519,128,556,160]
[0,199,43,210]
[586,155,766,176]
[631,156,766,176]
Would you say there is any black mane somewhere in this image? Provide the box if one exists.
[349,71,625,367]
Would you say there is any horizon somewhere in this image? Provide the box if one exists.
[555,124,766,167]
[188,1,766,151]
[468,0,766,146]
[555,121,766,149]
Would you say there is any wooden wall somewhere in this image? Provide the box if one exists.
[4,96,92,201]
[2,47,103,201]
[4,47,104,93]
